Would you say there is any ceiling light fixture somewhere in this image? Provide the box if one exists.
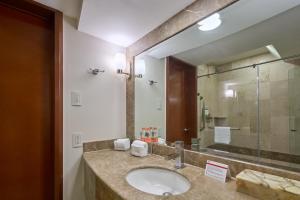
[266,45,281,59]
[198,13,222,31]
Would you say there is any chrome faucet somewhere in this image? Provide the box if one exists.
[165,141,185,169]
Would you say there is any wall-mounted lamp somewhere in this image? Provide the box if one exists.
[148,80,158,85]
[114,53,131,78]
[88,68,105,75]
[135,59,146,78]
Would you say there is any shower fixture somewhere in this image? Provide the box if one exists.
[199,94,206,131]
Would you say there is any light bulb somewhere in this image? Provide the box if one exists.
[113,53,126,70]
[135,59,146,76]
[198,13,222,31]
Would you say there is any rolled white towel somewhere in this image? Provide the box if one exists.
[131,140,148,157]
[131,140,147,147]
[114,138,130,151]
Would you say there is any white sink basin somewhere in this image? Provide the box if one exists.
[126,167,191,196]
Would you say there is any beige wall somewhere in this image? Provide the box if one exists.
[63,17,126,200]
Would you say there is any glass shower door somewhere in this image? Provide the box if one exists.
[289,67,300,155]
[197,64,259,156]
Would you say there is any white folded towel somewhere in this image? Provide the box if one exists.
[214,127,231,144]
[131,140,148,157]
[114,138,130,151]
[131,140,147,147]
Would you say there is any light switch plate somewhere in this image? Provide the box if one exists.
[72,133,82,148]
[71,91,82,106]
[156,97,162,110]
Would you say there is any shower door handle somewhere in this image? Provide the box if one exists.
[183,128,189,132]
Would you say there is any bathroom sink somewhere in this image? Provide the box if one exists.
[126,167,191,196]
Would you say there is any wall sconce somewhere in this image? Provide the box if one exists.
[88,68,105,75]
[114,53,131,78]
[148,80,158,85]
[135,59,146,78]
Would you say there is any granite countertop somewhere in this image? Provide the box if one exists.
[83,149,257,200]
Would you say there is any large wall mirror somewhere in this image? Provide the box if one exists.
[134,0,300,171]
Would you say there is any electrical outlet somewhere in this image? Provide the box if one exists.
[72,133,82,148]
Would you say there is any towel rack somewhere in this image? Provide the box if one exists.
[208,127,240,130]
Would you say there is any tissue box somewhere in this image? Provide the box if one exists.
[236,169,300,200]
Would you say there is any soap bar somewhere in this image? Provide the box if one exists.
[236,169,300,200]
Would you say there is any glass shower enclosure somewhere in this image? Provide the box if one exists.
[197,53,300,171]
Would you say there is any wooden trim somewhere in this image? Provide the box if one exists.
[0,0,60,20]
[54,11,63,200]
[166,57,171,141]
[0,1,63,199]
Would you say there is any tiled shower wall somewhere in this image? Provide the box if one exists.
[198,53,300,155]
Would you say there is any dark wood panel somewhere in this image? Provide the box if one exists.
[0,0,58,20]
[54,11,63,200]
[0,2,63,200]
[166,57,197,145]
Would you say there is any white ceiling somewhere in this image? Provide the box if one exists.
[175,5,300,66]
[78,0,195,47]
[143,0,300,66]
[207,47,269,66]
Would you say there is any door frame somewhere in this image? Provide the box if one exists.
[0,1,63,199]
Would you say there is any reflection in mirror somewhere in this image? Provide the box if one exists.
[134,0,300,171]
[134,54,166,143]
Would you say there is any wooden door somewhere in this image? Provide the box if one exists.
[166,56,197,145]
[0,2,62,200]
